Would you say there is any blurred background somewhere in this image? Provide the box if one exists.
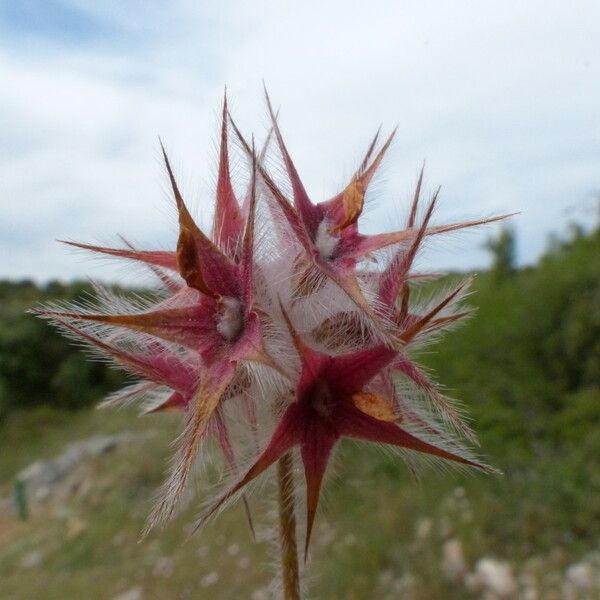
[1,2,599,599]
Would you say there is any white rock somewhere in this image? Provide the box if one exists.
[21,435,133,484]
[34,485,51,502]
[16,431,152,510]
[522,586,538,600]
[53,445,85,473]
[519,573,539,600]
[377,569,394,587]
[566,562,593,591]
[200,571,220,587]
[113,587,143,600]
[18,460,60,487]
[392,573,417,593]
[454,486,466,498]
[85,435,119,455]
[152,556,175,578]
[466,558,516,598]
[442,538,467,582]
[20,550,44,569]
[416,518,433,541]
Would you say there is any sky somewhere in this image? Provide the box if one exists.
[1,1,599,284]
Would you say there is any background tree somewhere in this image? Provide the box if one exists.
[485,227,516,281]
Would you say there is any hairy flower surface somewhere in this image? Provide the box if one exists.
[226,88,508,339]
[35,90,508,555]
[197,303,486,558]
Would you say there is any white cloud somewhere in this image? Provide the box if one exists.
[1,0,599,282]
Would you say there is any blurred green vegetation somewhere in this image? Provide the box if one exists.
[427,220,600,462]
[0,219,598,598]
[2,220,597,441]
[0,280,129,419]
[417,219,600,554]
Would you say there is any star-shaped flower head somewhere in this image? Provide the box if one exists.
[31,89,511,561]
[228,86,511,341]
[35,135,281,530]
[197,303,490,558]
[309,180,485,443]
[44,312,259,534]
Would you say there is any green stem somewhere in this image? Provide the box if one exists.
[277,453,301,600]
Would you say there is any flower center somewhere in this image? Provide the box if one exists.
[308,378,335,418]
[315,219,338,260]
[216,296,244,342]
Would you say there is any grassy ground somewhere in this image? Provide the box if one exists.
[1,405,597,599]
[0,408,270,600]
[1,227,598,598]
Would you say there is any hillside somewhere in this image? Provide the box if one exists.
[0,223,599,599]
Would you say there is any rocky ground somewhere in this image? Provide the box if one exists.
[1,420,599,599]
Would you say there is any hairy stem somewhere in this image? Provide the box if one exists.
[277,452,301,600]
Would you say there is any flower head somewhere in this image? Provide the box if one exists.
[226,87,510,343]
[34,89,508,551]
[197,302,489,557]
[35,97,282,529]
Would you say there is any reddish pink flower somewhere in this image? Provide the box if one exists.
[227,88,509,334]
[197,304,489,557]
[34,90,510,556]
[310,185,480,442]
[35,118,280,527]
